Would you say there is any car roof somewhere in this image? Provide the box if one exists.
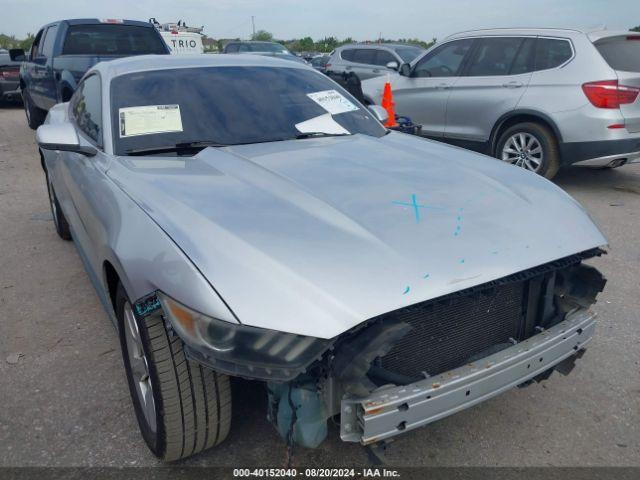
[338,43,422,50]
[445,27,587,40]
[90,53,309,80]
[39,18,155,29]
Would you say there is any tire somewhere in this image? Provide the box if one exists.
[496,122,560,179]
[116,284,232,461]
[22,89,46,130]
[45,171,72,241]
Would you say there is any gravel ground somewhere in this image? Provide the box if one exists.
[1,104,638,467]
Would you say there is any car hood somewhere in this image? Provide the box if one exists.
[108,133,607,338]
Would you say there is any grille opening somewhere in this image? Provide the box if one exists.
[364,253,601,387]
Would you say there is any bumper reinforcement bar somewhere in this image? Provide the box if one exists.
[340,308,596,444]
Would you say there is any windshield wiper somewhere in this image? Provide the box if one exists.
[125,141,228,156]
[294,132,351,140]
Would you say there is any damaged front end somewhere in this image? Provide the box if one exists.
[266,248,606,448]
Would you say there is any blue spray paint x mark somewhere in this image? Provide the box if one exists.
[459,258,465,264]
[453,207,464,237]
[402,286,411,295]
[423,273,430,279]
[392,194,447,223]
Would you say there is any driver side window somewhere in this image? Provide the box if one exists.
[70,74,102,146]
[413,39,473,78]
[30,29,44,59]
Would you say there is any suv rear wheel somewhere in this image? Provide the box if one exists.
[496,122,560,179]
[116,284,232,461]
[23,89,46,130]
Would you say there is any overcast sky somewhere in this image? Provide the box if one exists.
[2,0,639,40]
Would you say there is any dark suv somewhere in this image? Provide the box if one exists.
[11,18,169,129]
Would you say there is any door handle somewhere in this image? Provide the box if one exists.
[345,66,352,70]
[502,81,523,89]
[436,83,451,90]
[372,69,380,73]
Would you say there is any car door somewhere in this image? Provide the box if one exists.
[390,38,474,137]
[58,74,110,273]
[445,36,535,142]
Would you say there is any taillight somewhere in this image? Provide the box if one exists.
[582,80,640,109]
[0,68,19,79]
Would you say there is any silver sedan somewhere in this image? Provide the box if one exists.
[36,54,607,460]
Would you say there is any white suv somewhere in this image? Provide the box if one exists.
[362,28,640,178]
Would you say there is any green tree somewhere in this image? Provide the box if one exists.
[298,36,314,51]
[251,30,273,41]
[631,25,640,32]
[19,33,34,50]
[316,36,339,52]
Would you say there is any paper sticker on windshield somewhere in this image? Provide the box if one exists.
[307,90,358,115]
[119,105,183,138]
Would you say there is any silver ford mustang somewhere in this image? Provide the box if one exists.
[36,54,607,461]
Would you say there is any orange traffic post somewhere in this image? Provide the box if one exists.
[380,76,398,128]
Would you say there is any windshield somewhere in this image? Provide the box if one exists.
[595,36,640,72]
[110,66,385,156]
[62,24,167,55]
[393,46,423,62]
[244,42,289,53]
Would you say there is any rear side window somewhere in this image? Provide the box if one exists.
[534,38,573,70]
[225,44,239,53]
[71,74,102,145]
[340,49,355,61]
[595,36,640,72]
[509,38,536,74]
[353,49,376,65]
[62,24,167,55]
[465,37,523,76]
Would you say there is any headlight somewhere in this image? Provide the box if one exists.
[157,293,332,381]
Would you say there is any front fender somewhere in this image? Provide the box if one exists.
[97,175,238,327]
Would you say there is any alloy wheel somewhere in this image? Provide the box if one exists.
[501,132,543,172]
[123,302,157,433]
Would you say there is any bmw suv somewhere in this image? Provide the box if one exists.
[361,28,640,178]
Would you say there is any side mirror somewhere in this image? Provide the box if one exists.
[36,123,97,157]
[399,63,412,77]
[385,61,399,71]
[368,105,389,125]
[9,48,26,62]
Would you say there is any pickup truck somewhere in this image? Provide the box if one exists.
[10,18,169,129]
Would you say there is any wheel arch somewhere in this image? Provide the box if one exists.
[103,259,124,319]
[60,83,74,102]
[490,110,563,156]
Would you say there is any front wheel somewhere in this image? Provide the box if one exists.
[23,89,46,130]
[496,122,560,179]
[116,284,232,461]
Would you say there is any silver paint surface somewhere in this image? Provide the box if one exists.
[42,55,607,339]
